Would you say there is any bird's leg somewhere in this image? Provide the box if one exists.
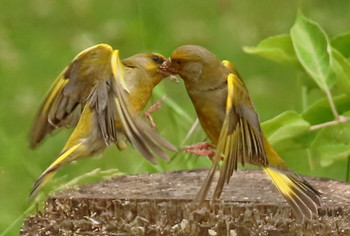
[143,96,166,128]
[182,142,216,160]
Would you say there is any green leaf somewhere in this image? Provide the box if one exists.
[302,94,350,125]
[262,110,310,145]
[331,31,350,58]
[290,12,335,91]
[243,34,300,67]
[331,48,350,96]
[311,123,350,166]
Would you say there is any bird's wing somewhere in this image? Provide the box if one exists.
[111,51,177,164]
[212,61,268,199]
[29,44,115,148]
[195,65,268,202]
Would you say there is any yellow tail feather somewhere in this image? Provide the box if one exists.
[29,143,82,201]
[47,143,82,170]
[263,167,321,221]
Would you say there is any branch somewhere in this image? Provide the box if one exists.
[309,116,350,131]
[308,86,350,131]
[324,88,340,120]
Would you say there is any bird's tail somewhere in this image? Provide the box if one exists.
[263,137,321,221]
[29,143,82,201]
[194,163,219,203]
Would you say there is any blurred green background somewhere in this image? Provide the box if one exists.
[1,0,350,234]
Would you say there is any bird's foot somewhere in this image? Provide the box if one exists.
[182,142,216,160]
[143,96,166,128]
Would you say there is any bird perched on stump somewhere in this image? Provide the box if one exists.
[29,44,176,200]
[160,45,321,221]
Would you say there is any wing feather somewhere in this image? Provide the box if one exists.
[29,44,114,148]
[111,51,177,163]
[210,72,267,199]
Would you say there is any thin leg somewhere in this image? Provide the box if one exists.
[143,96,166,128]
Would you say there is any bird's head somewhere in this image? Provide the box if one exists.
[160,45,221,86]
[126,52,170,86]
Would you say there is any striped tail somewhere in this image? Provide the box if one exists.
[29,143,82,201]
[263,167,321,221]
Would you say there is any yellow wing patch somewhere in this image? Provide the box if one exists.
[112,50,129,93]
[226,73,235,112]
[42,72,69,113]
[30,43,115,148]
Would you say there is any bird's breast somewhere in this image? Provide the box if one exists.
[187,87,227,145]
[127,82,153,113]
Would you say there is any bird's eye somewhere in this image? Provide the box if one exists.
[171,60,185,68]
[151,55,165,64]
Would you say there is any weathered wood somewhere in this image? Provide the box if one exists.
[21,169,350,236]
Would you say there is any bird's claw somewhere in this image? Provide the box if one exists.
[143,96,167,128]
[182,142,216,160]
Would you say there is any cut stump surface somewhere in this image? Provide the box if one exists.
[21,169,350,235]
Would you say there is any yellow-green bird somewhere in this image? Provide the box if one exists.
[29,44,176,200]
[161,45,321,221]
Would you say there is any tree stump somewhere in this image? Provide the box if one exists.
[21,169,350,236]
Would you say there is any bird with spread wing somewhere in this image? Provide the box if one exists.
[29,44,176,200]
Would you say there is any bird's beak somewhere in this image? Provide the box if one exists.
[159,59,180,82]
[160,59,177,74]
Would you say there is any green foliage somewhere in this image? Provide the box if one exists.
[311,124,350,166]
[291,12,335,91]
[243,35,300,68]
[332,32,350,58]
[302,95,350,124]
[262,111,310,145]
[246,11,350,175]
[331,48,350,95]
[1,1,350,234]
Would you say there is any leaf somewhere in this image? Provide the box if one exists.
[331,48,350,96]
[302,94,350,125]
[311,123,350,166]
[261,110,310,145]
[243,34,300,68]
[331,31,350,58]
[290,11,335,91]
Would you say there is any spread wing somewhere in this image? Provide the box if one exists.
[30,45,176,162]
[29,44,115,148]
[196,61,267,202]
[111,51,177,164]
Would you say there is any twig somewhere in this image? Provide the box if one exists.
[324,88,340,120]
[309,116,350,131]
[308,86,350,131]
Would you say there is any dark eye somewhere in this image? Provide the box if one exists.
[152,55,165,64]
[173,60,182,65]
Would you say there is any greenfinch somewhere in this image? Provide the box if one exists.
[161,45,321,221]
[29,44,176,200]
